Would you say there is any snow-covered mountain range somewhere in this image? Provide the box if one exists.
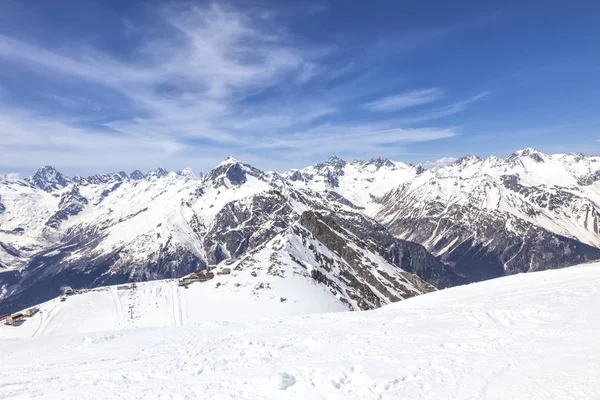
[2,148,600,313]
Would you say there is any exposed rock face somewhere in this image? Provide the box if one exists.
[288,170,304,182]
[147,168,168,179]
[287,150,600,285]
[383,202,600,282]
[129,170,145,180]
[78,172,128,186]
[204,159,264,187]
[331,211,463,288]
[45,186,88,229]
[28,166,71,192]
[203,191,295,264]
[296,211,436,309]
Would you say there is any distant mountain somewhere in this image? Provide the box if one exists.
[2,149,600,314]
[287,149,600,282]
[28,166,71,192]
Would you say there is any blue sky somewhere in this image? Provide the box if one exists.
[0,0,598,176]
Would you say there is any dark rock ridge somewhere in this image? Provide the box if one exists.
[129,170,146,180]
[45,186,89,229]
[147,168,168,179]
[28,166,71,192]
[297,211,436,309]
[378,188,600,282]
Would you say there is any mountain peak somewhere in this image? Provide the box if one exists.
[177,167,201,179]
[454,154,481,166]
[509,148,546,163]
[326,155,346,166]
[316,155,346,170]
[351,157,397,170]
[217,156,240,167]
[147,168,168,179]
[129,170,145,180]
[370,157,395,168]
[206,158,251,186]
[29,165,71,192]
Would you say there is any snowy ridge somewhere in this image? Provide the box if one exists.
[1,263,599,399]
[288,149,600,281]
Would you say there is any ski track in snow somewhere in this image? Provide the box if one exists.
[111,287,124,328]
[171,283,182,327]
[32,299,63,337]
[1,264,600,399]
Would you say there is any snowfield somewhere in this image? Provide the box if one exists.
[1,263,599,399]
[0,271,347,340]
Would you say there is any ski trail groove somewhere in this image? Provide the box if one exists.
[111,288,124,327]
[33,299,63,337]
[171,283,182,327]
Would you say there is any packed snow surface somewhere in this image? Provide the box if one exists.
[1,263,599,399]
[0,271,347,339]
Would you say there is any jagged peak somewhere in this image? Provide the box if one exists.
[453,154,481,165]
[31,165,63,179]
[412,164,427,175]
[485,155,502,162]
[205,158,260,186]
[316,155,346,170]
[146,167,168,178]
[217,156,240,167]
[352,157,396,170]
[129,170,145,180]
[177,167,201,179]
[28,165,71,192]
[564,152,586,162]
[509,148,546,163]
[76,171,128,186]
[513,147,544,156]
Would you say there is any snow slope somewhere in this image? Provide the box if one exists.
[1,263,599,399]
[0,271,347,339]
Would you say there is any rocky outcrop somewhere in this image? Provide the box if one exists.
[45,186,88,229]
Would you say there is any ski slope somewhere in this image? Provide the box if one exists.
[1,263,599,399]
[0,271,347,339]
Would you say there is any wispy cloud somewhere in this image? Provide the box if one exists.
[423,157,458,168]
[365,88,445,112]
[0,2,486,174]
[392,91,492,125]
[250,123,457,159]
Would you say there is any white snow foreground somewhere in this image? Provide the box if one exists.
[1,264,600,399]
